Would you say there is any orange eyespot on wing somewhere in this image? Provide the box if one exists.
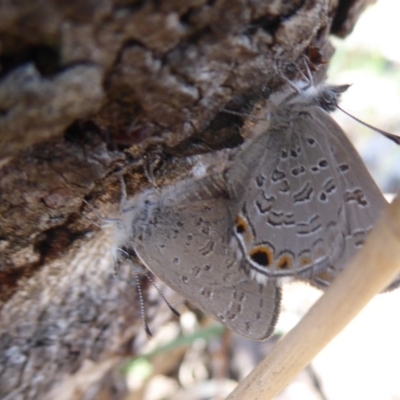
[235,215,248,234]
[277,254,293,270]
[300,256,312,266]
[249,246,274,267]
[235,214,254,243]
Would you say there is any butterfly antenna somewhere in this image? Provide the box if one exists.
[144,272,181,318]
[336,104,400,145]
[118,248,180,335]
[133,266,153,337]
[298,56,400,146]
[116,248,152,336]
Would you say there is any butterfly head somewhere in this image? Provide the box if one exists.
[316,84,351,112]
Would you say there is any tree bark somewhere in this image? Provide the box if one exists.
[0,0,374,398]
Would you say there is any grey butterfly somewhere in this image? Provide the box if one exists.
[119,174,281,341]
[226,82,397,289]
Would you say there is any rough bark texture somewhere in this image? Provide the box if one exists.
[0,0,374,399]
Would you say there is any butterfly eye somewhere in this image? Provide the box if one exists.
[320,90,338,111]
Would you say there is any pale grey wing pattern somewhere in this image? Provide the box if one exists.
[227,124,280,213]
[304,108,400,290]
[134,186,281,341]
[227,106,349,282]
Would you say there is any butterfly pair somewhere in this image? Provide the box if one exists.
[115,82,397,341]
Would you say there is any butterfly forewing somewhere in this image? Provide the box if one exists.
[306,107,398,288]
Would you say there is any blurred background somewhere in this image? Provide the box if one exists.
[121,1,400,399]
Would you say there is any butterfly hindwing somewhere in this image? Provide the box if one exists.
[227,84,399,290]
[127,176,282,340]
